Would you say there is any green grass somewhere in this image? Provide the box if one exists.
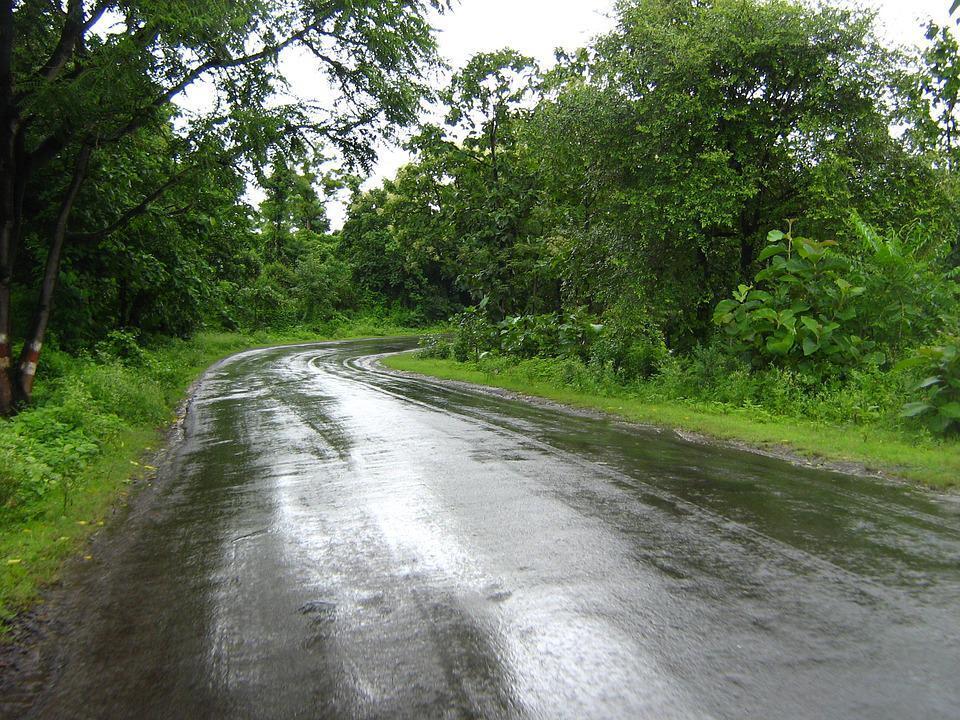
[0,321,427,634]
[383,353,960,490]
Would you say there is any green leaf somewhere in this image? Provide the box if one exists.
[802,336,820,356]
[916,376,942,390]
[900,401,933,418]
[757,244,787,262]
[766,332,795,355]
[767,229,785,242]
[715,299,738,315]
[895,355,927,373]
[932,415,953,433]
[937,402,960,420]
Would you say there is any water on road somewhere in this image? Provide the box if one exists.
[8,338,960,719]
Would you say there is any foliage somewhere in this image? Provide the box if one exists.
[495,311,601,360]
[847,215,958,354]
[417,334,453,359]
[451,307,498,362]
[899,336,960,435]
[589,303,670,380]
[713,225,880,375]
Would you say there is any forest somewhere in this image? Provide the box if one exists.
[2,0,960,621]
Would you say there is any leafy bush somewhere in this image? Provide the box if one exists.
[0,382,112,510]
[450,305,604,362]
[94,329,148,366]
[849,216,958,355]
[80,363,169,426]
[899,336,960,435]
[714,225,881,376]
[451,306,498,362]
[497,312,601,359]
[590,305,668,380]
[417,334,452,359]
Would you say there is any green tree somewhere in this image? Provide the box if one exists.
[534,0,935,345]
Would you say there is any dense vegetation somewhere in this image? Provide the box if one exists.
[353,0,960,449]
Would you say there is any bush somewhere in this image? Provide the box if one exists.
[94,329,148,366]
[0,382,110,510]
[451,307,498,362]
[849,216,958,356]
[899,336,960,435]
[590,305,669,380]
[80,363,169,426]
[417,334,452,359]
[450,306,604,362]
[714,225,881,377]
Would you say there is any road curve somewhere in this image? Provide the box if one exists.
[7,337,960,719]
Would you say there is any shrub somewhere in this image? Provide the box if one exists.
[849,215,958,356]
[417,333,452,359]
[79,363,169,426]
[94,329,148,366]
[899,336,960,435]
[451,307,497,362]
[714,225,881,376]
[590,306,669,380]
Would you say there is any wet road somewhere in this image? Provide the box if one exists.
[10,337,960,719]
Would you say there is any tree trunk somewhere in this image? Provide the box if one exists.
[0,0,16,416]
[14,143,91,404]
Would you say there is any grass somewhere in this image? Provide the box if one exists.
[0,321,427,634]
[382,353,960,490]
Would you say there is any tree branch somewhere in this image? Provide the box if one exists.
[111,25,316,142]
[69,169,191,244]
[37,0,83,81]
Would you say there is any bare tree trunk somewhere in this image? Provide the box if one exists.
[14,144,92,404]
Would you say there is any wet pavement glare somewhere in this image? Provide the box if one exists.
[9,338,960,719]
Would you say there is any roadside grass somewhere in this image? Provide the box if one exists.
[0,321,426,635]
[382,354,960,490]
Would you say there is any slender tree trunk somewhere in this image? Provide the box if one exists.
[0,155,15,415]
[0,0,17,416]
[14,144,92,404]
[0,279,11,416]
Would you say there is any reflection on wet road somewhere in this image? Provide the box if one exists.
[13,338,960,719]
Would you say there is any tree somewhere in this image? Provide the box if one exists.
[0,0,444,414]
[430,50,550,315]
[531,0,941,345]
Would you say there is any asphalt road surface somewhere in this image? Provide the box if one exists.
[8,338,960,719]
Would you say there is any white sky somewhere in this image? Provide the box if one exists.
[238,0,956,228]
